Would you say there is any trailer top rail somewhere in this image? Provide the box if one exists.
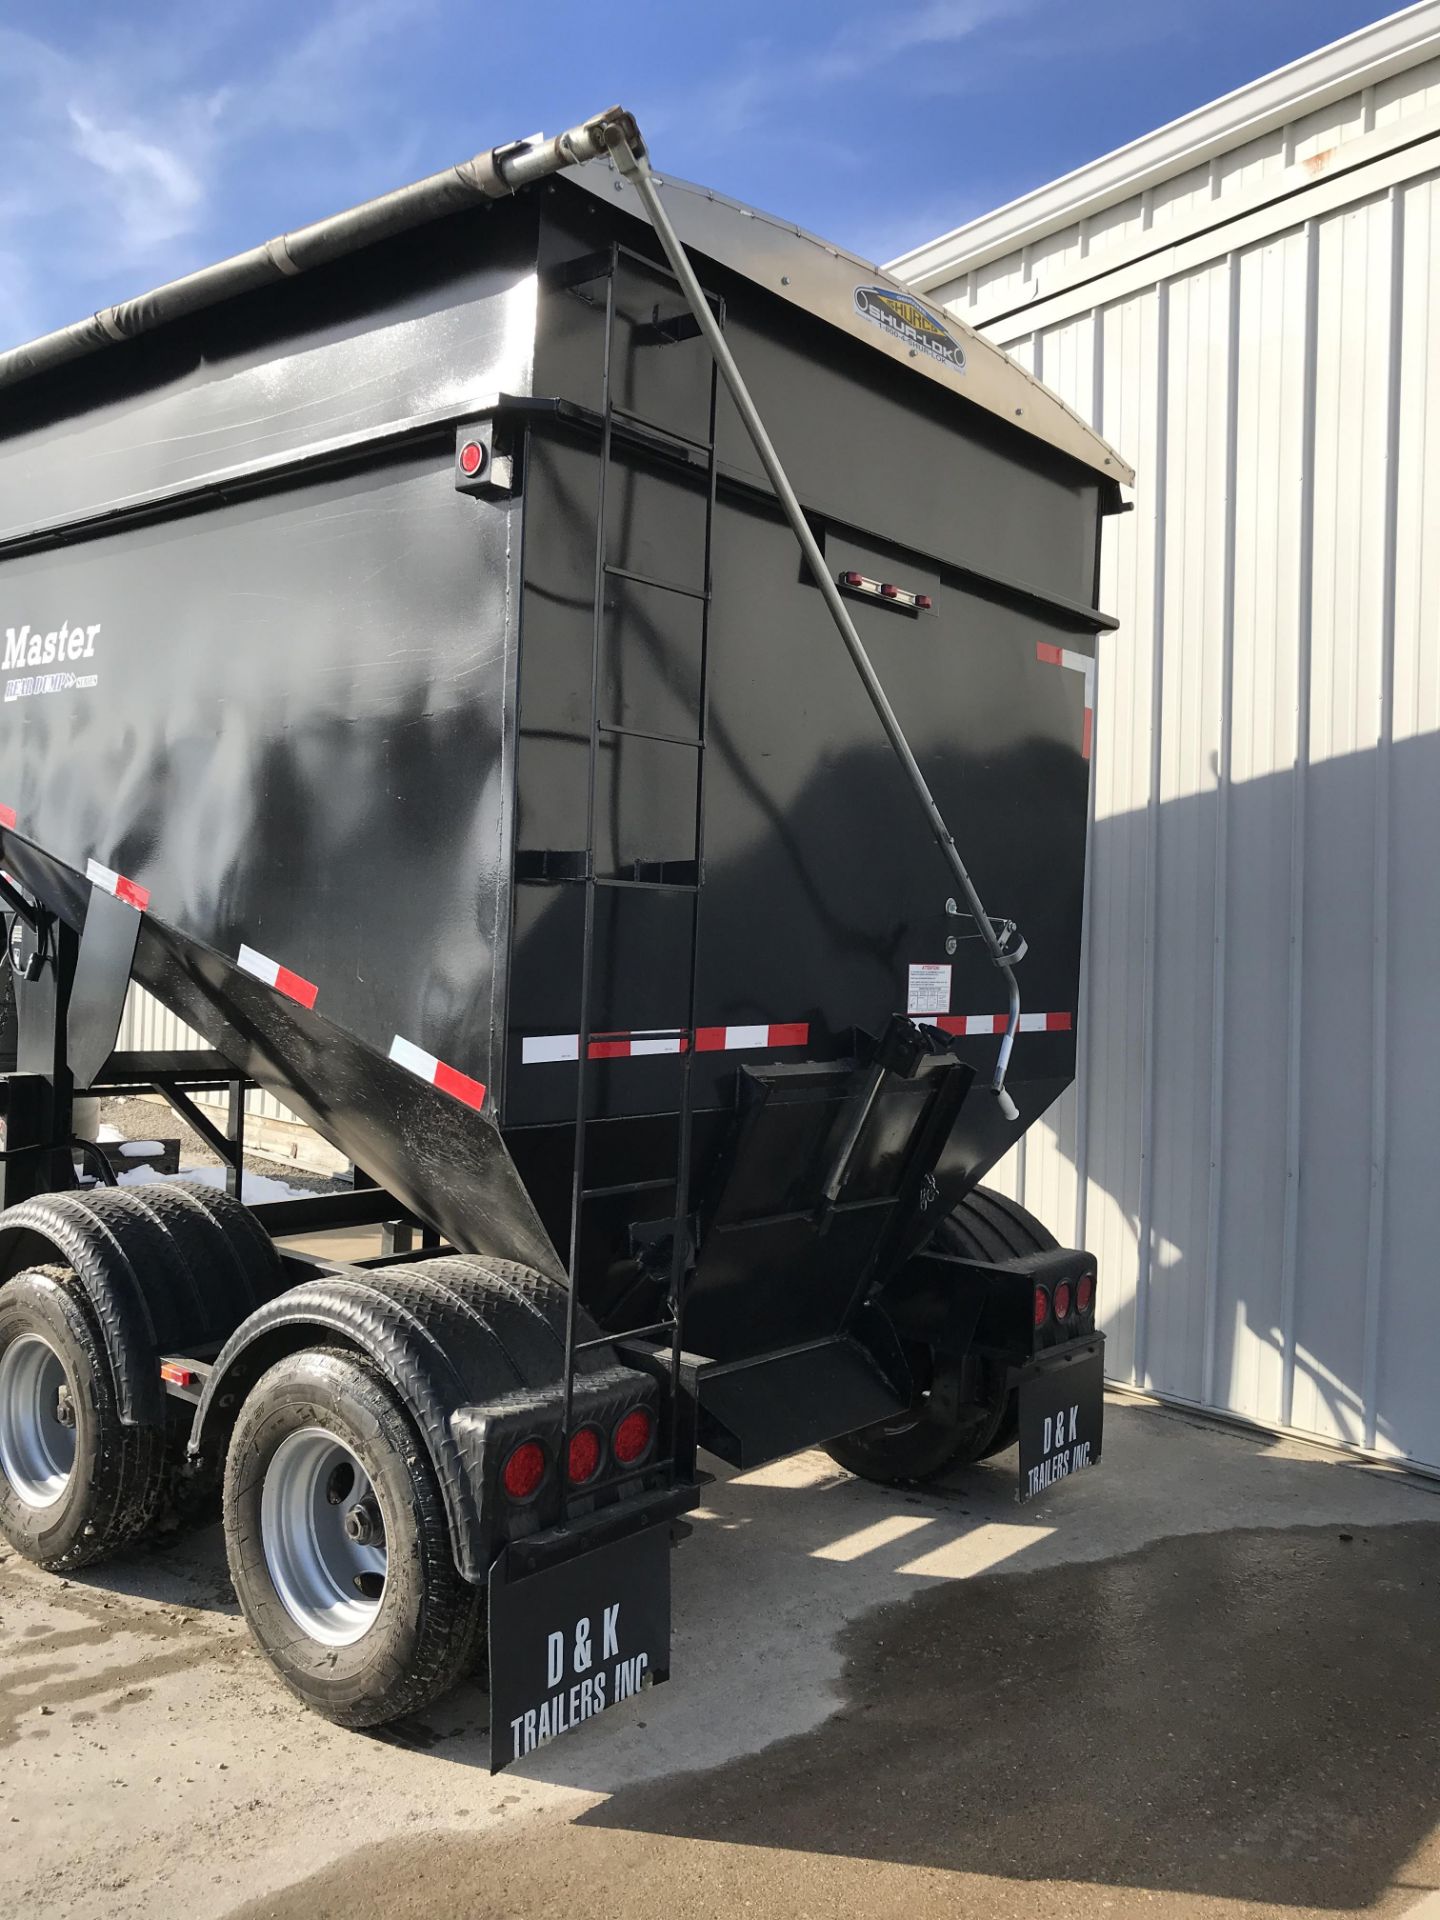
[0,110,1132,489]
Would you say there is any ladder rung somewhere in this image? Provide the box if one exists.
[603,562,709,603]
[595,875,699,894]
[582,1176,676,1202]
[609,405,715,458]
[575,1317,677,1354]
[599,722,703,750]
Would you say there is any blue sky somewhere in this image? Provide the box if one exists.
[0,0,1401,349]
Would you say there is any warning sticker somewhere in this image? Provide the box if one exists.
[907,963,951,1016]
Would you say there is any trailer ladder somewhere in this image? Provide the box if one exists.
[556,244,722,1506]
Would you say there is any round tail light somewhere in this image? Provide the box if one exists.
[567,1426,602,1486]
[1033,1284,1050,1330]
[613,1407,655,1466]
[458,439,486,478]
[1077,1271,1095,1314]
[1053,1279,1073,1321]
[501,1439,546,1501]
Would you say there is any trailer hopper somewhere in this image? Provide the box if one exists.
[0,108,1126,1761]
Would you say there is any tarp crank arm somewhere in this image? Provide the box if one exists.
[605,121,1025,1116]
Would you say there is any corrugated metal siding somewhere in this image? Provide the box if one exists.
[905,66,1440,1472]
[116,988,301,1127]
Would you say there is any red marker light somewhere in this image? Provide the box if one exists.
[915,594,933,611]
[1033,1285,1051,1330]
[613,1408,655,1466]
[1053,1279,1073,1322]
[841,570,865,588]
[879,582,900,600]
[567,1427,602,1485]
[458,439,486,478]
[501,1439,546,1500]
[1077,1271,1095,1314]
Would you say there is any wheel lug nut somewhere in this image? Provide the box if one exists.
[54,1386,75,1429]
[343,1501,379,1545]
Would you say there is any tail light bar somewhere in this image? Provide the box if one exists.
[498,1398,658,1505]
[837,569,933,613]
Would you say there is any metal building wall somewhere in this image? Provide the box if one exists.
[896,22,1440,1472]
[117,989,300,1128]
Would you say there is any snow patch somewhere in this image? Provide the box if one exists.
[115,1164,313,1204]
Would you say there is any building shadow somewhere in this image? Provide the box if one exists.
[1032,728,1440,1474]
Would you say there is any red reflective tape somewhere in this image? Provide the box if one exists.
[1036,642,1064,666]
[433,1060,486,1110]
[273,963,318,1010]
[694,1027,727,1052]
[115,875,150,911]
[0,805,14,830]
[767,1022,809,1048]
[587,1039,630,1060]
[1082,708,1094,760]
[1045,1012,1073,1032]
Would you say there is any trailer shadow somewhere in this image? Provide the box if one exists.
[503,1407,1440,1912]
[566,1518,1440,1913]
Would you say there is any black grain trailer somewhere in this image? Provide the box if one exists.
[0,109,1130,1766]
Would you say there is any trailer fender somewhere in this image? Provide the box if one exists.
[0,1183,282,1426]
[189,1257,599,1583]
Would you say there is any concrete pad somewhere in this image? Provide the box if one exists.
[1,1397,1437,1918]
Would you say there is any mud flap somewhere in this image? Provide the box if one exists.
[488,1520,671,1773]
[1017,1338,1104,1504]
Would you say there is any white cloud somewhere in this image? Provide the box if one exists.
[68,106,208,255]
[0,2,436,349]
[818,0,1039,80]
[643,0,1039,164]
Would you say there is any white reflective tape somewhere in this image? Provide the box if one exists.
[236,943,280,988]
[389,1034,439,1082]
[725,1024,769,1050]
[965,1014,993,1035]
[628,1032,684,1056]
[1060,648,1096,704]
[85,858,119,894]
[522,1034,580,1064]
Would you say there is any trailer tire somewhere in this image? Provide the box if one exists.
[224,1346,484,1728]
[152,1181,283,1319]
[825,1186,1058,1485]
[0,1267,166,1567]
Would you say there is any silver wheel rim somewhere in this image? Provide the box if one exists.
[0,1333,76,1508]
[260,1427,387,1646]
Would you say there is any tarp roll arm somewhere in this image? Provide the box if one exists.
[605,122,1026,1118]
[0,107,643,393]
